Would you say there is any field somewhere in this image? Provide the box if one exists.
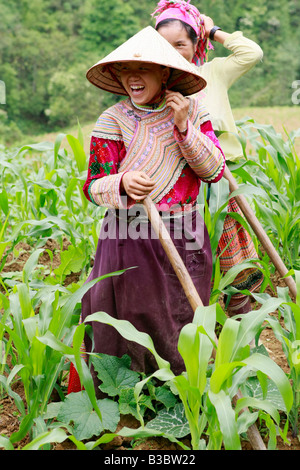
[0,106,300,451]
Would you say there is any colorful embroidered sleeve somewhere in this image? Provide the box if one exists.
[82,136,132,208]
[174,119,225,183]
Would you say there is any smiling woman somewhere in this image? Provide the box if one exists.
[68,27,225,393]
[119,62,170,107]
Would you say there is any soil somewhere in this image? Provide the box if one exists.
[0,240,299,451]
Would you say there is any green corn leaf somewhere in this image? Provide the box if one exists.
[208,390,241,450]
[243,353,293,414]
[22,249,44,285]
[66,134,87,173]
[210,361,246,394]
[21,428,68,450]
[235,397,280,424]
[215,318,240,368]
[0,189,9,216]
[85,311,171,371]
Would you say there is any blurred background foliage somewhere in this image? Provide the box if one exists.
[0,0,299,142]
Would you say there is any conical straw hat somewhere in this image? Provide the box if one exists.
[86,26,206,96]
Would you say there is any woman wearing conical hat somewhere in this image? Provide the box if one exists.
[74,26,225,383]
[152,0,264,317]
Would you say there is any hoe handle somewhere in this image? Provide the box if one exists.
[223,165,297,299]
[142,195,266,451]
[142,195,203,311]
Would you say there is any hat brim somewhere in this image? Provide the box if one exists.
[86,26,206,96]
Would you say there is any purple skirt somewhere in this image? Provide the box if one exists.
[82,206,212,376]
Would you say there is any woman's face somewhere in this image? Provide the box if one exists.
[120,61,170,105]
[157,21,196,63]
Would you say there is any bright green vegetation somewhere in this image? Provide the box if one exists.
[0,117,299,449]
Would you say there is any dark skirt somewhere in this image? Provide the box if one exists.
[82,206,212,376]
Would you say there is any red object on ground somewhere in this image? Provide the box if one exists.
[67,362,84,394]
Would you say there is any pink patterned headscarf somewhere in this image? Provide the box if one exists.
[151,0,212,66]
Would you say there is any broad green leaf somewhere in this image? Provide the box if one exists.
[146,403,190,438]
[53,243,85,282]
[91,353,140,397]
[241,376,286,411]
[133,368,175,425]
[57,392,119,441]
[155,385,178,409]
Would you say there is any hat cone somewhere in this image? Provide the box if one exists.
[86,26,206,96]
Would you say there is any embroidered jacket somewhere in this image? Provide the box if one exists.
[83,96,225,210]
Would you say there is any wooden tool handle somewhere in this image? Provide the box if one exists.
[142,195,266,451]
[143,196,203,311]
[223,165,296,298]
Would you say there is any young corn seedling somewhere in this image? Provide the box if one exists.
[85,296,293,450]
[265,269,300,438]
[235,119,300,270]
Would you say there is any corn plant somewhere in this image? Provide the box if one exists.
[0,129,108,445]
[0,261,130,445]
[262,269,300,438]
[234,119,300,270]
[1,120,299,450]
[84,298,293,450]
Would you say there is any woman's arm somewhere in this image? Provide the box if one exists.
[165,91,225,183]
[175,119,225,183]
[83,136,155,207]
[83,136,131,209]
[202,15,263,88]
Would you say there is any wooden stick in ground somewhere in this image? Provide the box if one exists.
[223,165,297,299]
[142,195,266,451]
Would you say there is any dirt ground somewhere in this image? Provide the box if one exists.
[0,240,299,450]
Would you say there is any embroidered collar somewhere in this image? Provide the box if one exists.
[130,97,167,113]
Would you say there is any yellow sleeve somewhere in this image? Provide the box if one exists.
[213,31,263,88]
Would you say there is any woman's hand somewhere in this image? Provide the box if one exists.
[201,14,228,44]
[121,171,155,201]
[201,15,215,38]
[165,90,189,132]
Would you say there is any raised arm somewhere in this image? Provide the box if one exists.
[202,15,263,88]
